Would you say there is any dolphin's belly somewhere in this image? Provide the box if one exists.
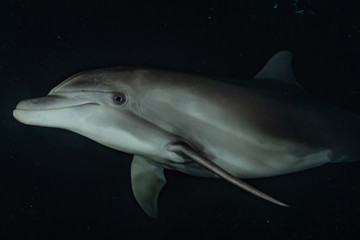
[178,129,332,179]
[206,141,331,178]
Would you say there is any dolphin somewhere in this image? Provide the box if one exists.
[13,51,360,217]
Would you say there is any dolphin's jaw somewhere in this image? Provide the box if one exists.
[13,93,99,129]
[14,94,98,111]
[14,102,99,112]
[13,104,97,127]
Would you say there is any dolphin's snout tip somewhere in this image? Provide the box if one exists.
[12,99,35,124]
[14,99,25,108]
[13,100,22,120]
[14,99,29,111]
[12,109,17,119]
[13,108,23,123]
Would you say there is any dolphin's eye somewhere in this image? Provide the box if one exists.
[113,93,126,105]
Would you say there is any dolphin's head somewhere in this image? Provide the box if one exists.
[13,68,175,156]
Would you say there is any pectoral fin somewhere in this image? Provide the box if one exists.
[167,142,289,207]
[130,155,166,217]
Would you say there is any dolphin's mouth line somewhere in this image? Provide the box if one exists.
[15,102,99,111]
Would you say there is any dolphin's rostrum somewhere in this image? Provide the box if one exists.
[13,51,360,217]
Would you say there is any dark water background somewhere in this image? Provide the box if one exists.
[1,0,360,239]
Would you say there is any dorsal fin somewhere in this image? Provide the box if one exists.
[254,50,303,89]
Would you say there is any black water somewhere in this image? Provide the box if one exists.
[1,1,360,239]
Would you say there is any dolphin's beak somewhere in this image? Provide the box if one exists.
[15,95,81,111]
[13,94,97,126]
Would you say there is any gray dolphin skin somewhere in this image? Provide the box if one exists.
[13,51,360,217]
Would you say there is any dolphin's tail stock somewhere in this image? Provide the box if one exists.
[329,112,360,163]
[330,152,357,163]
[329,145,360,164]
